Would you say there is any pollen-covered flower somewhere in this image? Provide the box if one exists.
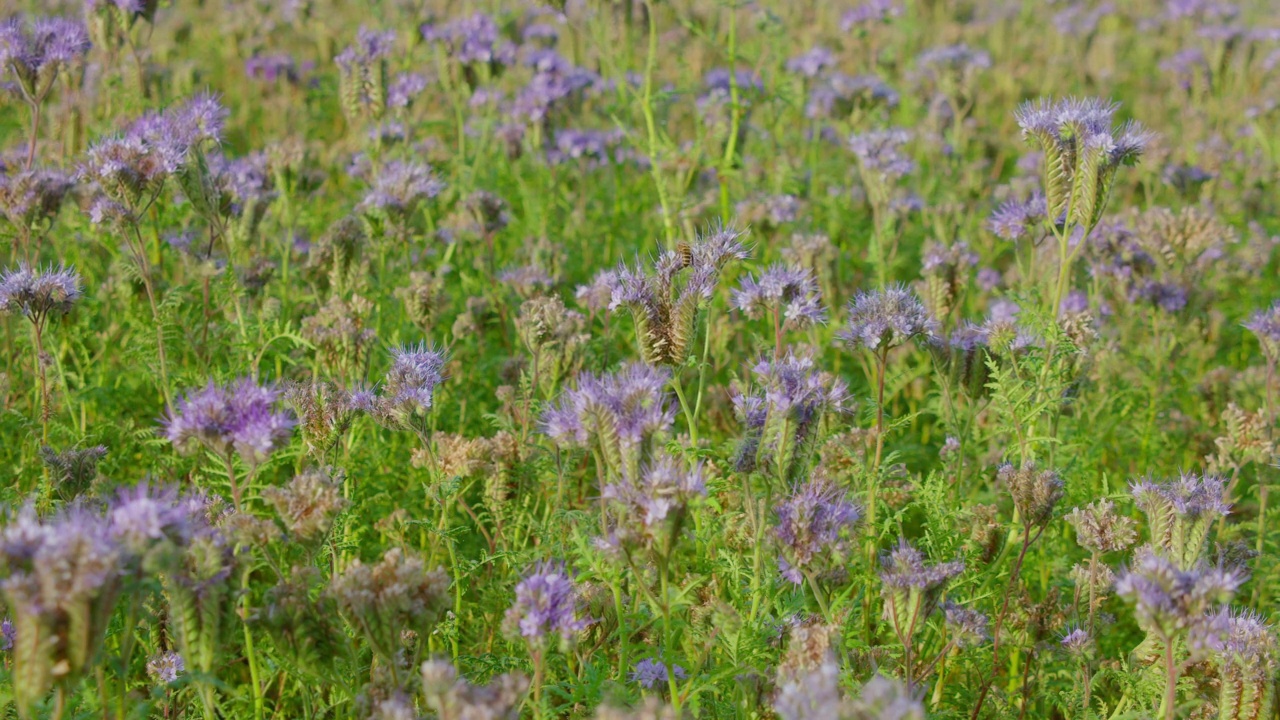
[0,263,80,318]
[775,478,861,584]
[165,378,295,467]
[733,264,826,331]
[840,285,936,351]
[503,561,590,647]
[1014,97,1153,231]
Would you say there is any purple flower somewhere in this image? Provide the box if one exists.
[335,27,395,70]
[880,539,964,593]
[602,453,705,543]
[1116,548,1241,653]
[806,73,898,119]
[1244,301,1280,360]
[0,167,73,230]
[543,363,674,477]
[605,223,749,365]
[0,617,12,651]
[775,478,861,584]
[244,54,300,83]
[1159,49,1209,91]
[0,16,90,97]
[509,49,598,123]
[733,264,826,331]
[504,561,590,646]
[358,161,445,217]
[1015,97,1153,229]
[988,193,1046,241]
[0,263,80,318]
[786,46,835,78]
[1061,627,1093,656]
[848,129,914,181]
[146,650,185,684]
[165,378,295,466]
[108,483,197,553]
[733,352,848,479]
[379,343,448,420]
[944,602,989,647]
[915,43,991,78]
[548,128,624,165]
[840,285,936,351]
[388,72,428,108]
[80,95,226,217]
[630,657,687,688]
[421,13,516,67]
[841,0,902,30]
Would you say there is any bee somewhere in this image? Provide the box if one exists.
[676,241,693,268]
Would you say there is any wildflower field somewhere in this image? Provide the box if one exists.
[2,0,1280,718]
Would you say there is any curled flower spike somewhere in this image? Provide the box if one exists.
[848,128,914,184]
[1060,627,1093,657]
[329,547,449,662]
[335,27,396,120]
[732,352,849,482]
[1131,472,1230,569]
[542,363,674,481]
[997,463,1064,529]
[943,602,989,648]
[602,453,705,548]
[1015,97,1153,232]
[1212,610,1278,720]
[606,222,749,366]
[0,505,122,717]
[1066,499,1137,554]
[880,539,964,650]
[0,167,73,233]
